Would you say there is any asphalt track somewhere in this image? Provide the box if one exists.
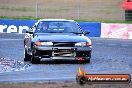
[0,33,132,82]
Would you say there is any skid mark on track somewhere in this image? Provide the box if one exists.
[0,58,30,73]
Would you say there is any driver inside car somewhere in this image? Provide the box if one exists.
[42,24,49,31]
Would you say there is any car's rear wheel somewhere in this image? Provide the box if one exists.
[85,53,91,63]
[24,50,31,61]
[85,59,90,63]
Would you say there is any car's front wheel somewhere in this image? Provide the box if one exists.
[31,50,40,64]
[24,50,31,61]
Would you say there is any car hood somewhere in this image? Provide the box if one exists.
[33,33,90,42]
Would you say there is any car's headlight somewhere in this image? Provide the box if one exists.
[75,42,92,46]
[35,42,53,46]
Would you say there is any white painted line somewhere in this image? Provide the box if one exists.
[121,44,129,47]
[94,43,103,45]
[0,39,23,41]
[108,44,117,46]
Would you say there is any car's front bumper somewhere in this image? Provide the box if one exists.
[35,46,92,51]
[33,46,92,61]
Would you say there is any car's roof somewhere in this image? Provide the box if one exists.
[38,19,75,22]
[34,19,75,25]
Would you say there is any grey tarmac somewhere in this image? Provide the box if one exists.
[0,33,132,82]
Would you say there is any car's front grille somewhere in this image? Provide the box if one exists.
[53,42,75,47]
[53,49,75,57]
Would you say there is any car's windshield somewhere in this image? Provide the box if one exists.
[34,21,82,34]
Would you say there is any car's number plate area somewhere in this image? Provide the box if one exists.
[53,49,75,57]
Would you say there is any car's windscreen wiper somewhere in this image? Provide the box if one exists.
[69,32,83,34]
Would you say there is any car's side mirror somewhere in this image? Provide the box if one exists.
[83,31,90,35]
[26,29,33,34]
[26,25,36,34]
[32,25,36,29]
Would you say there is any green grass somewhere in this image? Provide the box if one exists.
[0,16,40,20]
[0,16,132,23]
[75,19,132,23]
